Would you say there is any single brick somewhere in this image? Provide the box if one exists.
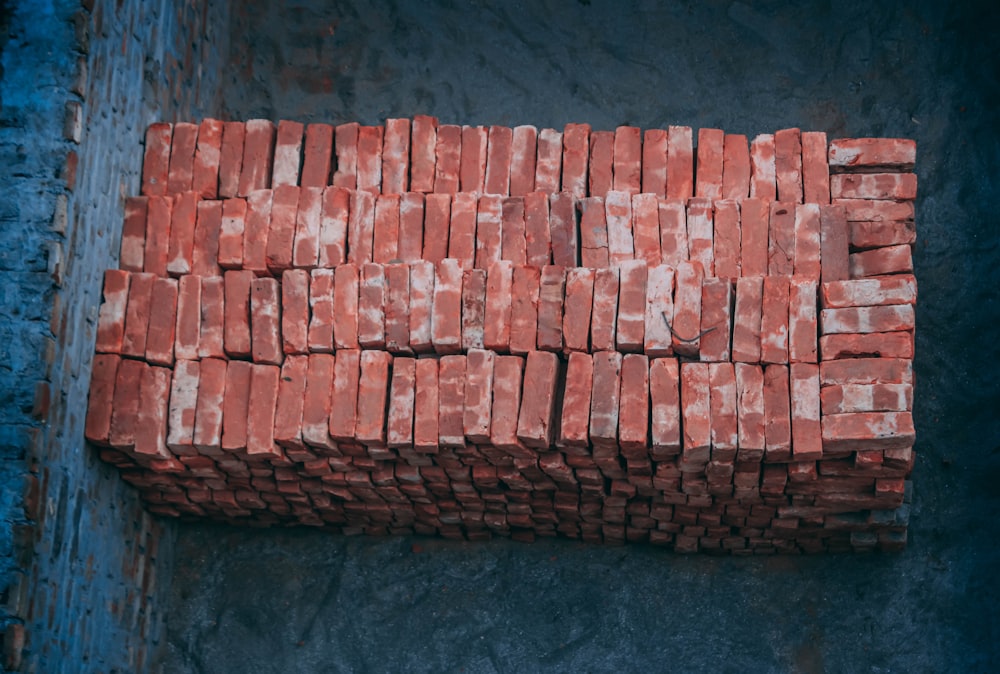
[627,193,659,266]
[145,277,179,367]
[433,124,462,194]
[760,275,789,364]
[221,360,253,453]
[641,128,668,198]
[619,354,650,455]
[649,357,681,459]
[501,196,527,265]
[828,138,916,169]
[666,125,694,199]
[484,125,513,195]
[821,383,913,415]
[410,114,439,193]
[398,192,425,263]
[559,352,594,449]
[671,261,703,358]
[96,269,130,354]
[121,272,155,358]
[579,196,609,269]
[562,122,591,198]
[793,203,822,279]
[251,277,283,365]
[238,119,276,196]
[431,258,463,354]
[332,122,360,189]
[522,192,551,267]
[198,276,225,359]
[133,364,173,463]
[483,260,514,352]
[819,357,913,387]
[167,191,198,276]
[590,351,623,450]
[687,197,714,276]
[464,349,495,444]
[333,263,360,350]
[734,363,765,462]
[616,259,646,352]
[768,201,795,276]
[509,125,538,197]
[408,260,435,354]
[192,357,227,454]
[192,199,223,278]
[280,269,309,354]
[820,304,915,335]
[174,275,201,360]
[357,124,384,193]
[385,263,412,354]
[821,411,915,453]
[217,197,247,270]
[739,197,768,277]
[831,173,918,201]
[300,123,334,188]
[422,193,452,263]
[517,351,560,449]
[849,244,913,278]
[509,265,541,355]
[774,128,803,203]
[438,355,467,448]
[819,203,850,284]
[549,192,579,267]
[801,131,830,204]
[240,189,272,275]
[590,266,619,352]
[591,133,616,198]
[605,190,634,266]
[291,186,323,268]
[563,268,595,353]
[387,357,417,448]
[329,349,361,442]
[120,196,148,272]
[680,362,711,470]
[108,357,144,449]
[849,219,916,250]
[722,133,751,200]
[223,270,254,358]
[382,118,411,194]
[695,127,724,199]
[218,121,245,198]
[788,277,818,363]
[141,123,172,196]
[475,194,503,269]
[265,184,298,273]
[732,276,763,363]
[700,277,733,362]
[85,354,120,446]
[142,194,171,277]
[714,199,740,279]
[273,355,308,452]
[749,133,776,201]
[535,127,563,194]
[763,364,791,462]
[460,125,489,194]
[413,358,440,452]
[461,267,488,351]
[612,125,642,194]
[165,358,199,455]
[356,350,392,447]
[709,363,738,462]
[642,264,674,357]
[657,198,687,267]
[193,118,223,198]
[821,275,917,309]
[246,364,281,458]
[819,332,914,360]
[790,363,823,461]
[358,262,386,349]
[538,265,567,352]
[371,193,401,263]
[448,192,477,269]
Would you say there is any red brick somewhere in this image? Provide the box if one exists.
[563,268,595,353]
[475,194,503,268]
[562,123,590,198]
[134,364,173,462]
[549,192,579,267]
[463,349,495,444]
[819,357,913,387]
[642,264,674,357]
[749,133,776,201]
[612,126,642,194]
[849,244,913,278]
[237,189,270,275]
[534,127,562,193]
[108,357,143,449]
[821,275,917,309]
[509,265,541,355]
[819,332,913,360]
[408,260,435,353]
[790,203,822,280]
[271,120,304,188]
[848,219,916,250]
[774,128,803,203]
[238,119,276,197]
[96,270,130,354]
[141,123,172,197]
[141,194,171,277]
[358,263,386,349]
[395,192,424,263]
[579,196,609,269]
[251,276,283,365]
[489,355,526,454]
[145,277,178,366]
[618,354,650,456]
[329,349,361,442]
[120,196,148,272]
[734,363,765,462]
[218,121,245,199]
[588,131,615,197]
[414,358,440,452]
[820,304,914,335]
[832,173,917,201]
[836,198,915,224]
[461,267,487,351]
[590,351,623,449]
[357,350,392,447]
[731,276,763,363]
[538,265,566,352]
[191,357,226,454]
[410,115,438,193]
[816,203,850,284]
[760,275,789,364]
[433,124,462,194]
[638,128,666,198]
[264,185,297,273]
[687,197,714,276]
[273,355,308,452]
[190,199,224,277]
[213,197,246,270]
[500,197,527,265]
[305,269,335,353]
[763,364,791,462]
[668,261,701,357]
[357,125,384,193]
[649,357,681,459]
[666,126,694,199]
[448,192,477,269]
[385,263,411,354]
[345,188,375,265]
[504,124,537,197]
[163,357,199,455]
[300,123,334,188]
[590,267,619,352]
[714,199,740,279]
[516,351,560,449]
[438,355,467,447]
[821,382,912,415]
[221,360,253,453]
[332,264,360,350]
[332,122,360,189]
[484,125,513,195]
[624,195,656,267]
[372,194,401,263]
[164,191,197,275]
[734,197,766,278]
[290,186,322,268]
[247,364,281,458]
[483,260,514,352]
[558,352,593,449]
[605,190,634,265]
[191,119,223,198]
[387,356,417,448]
[721,133,751,200]
[789,363,822,461]
[829,138,916,169]
[121,271,155,358]
[615,260,645,352]
[700,278,733,362]
[801,131,830,204]
[460,125,489,194]
[788,277,818,363]
[198,276,225,359]
[173,275,200,360]
[223,270,253,358]
[708,363,738,463]
[822,411,915,453]
[767,201,795,276]
[655,198,686,267]
[277,269,308,355]
[695,128,724,199]
[85,353,120,445]
[431,258,463,354]
[382,118,411,194]
[420,193,451,263]
[680,362,711,470]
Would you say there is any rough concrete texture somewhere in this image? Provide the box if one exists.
[155,0,994,671]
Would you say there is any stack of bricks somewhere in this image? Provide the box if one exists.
[84,118,916,553]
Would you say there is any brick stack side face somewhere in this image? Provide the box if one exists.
[84,117,916,556]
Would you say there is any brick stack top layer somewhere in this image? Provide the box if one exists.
[85,117,917,554]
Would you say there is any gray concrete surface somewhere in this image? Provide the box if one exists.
[164,1,1000,671]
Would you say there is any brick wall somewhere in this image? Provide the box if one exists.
[0,0,229,670]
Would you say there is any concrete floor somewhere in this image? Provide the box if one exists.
[164,1,1000,671]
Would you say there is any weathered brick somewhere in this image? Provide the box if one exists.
[448,192,477,269]
[240,189,272,275]
[831,173,917,201]
[432,258,463,354]
[559,352,593,449]
[612,126,642,195]
[166,191,198,275]
[821,275,917,309]
[671,261,703,358]
[193,357,227,454]
[272,120,304,188]
[422,193,451,263]
[145,277,178,367]
[121,271,155,358]
[734,363,765,462]
[358,262,386,349]
[143,194,171,277]
[356,350,392,447]
[700,278,733,362]
[464,349,495,444]
[793,203,822,279]
[273,355,308,452]
[385,263,411,354]
[410,115,439,193]
[387,357,416,448]
[438,355,467,448]
[820,304,915,334]
[333,263,360,350]
[291,186,322,268]
[821,411,915,453]
[534,127,563,194]
[120,196,148,272]
[849,244,913,278]
[500,197,527,265]
[819,357,913,387]
[475,194,503,269]
[133,364,172,463]
[562,123,590,198]
[382,118,411,195]
[563,268,595,353]
[142,123,172,196]
[329,349,361,442]
[749,133,776,201]
[95,270,130,354]
[223,270,254,358]
[85,354,120,446]
[484,125,513,195]
[666,125,694,199]
[509,265,541,355]
[828,138,916,169]
[680,362,711,471]
[788,277,818,363]
[590,266,619,352]
[579,197,609,269]
[483,260,514,352]
[219,121,246,199]
[373,193,401,264]
[714,199,740,279]
[768,201,795,276]
[695,128,724,199]
[357,124,385,193]
[643,264,674,357]
[238,119,277,196]
[790,363,822,461]
[413,358,440,452]
[217,197,247,270]
[398,192,425,263]
[332,122,360,189]
[641,128,668,197]
[801,131,830,204]
[774,128,803,203]
[408,260,435,354]
[538,265,566,352]
[265,185,298,273]
[709,363,738,463]
[307,269,334,353]
[198,276,226,359]
[460,125,489,194]
[763,364,791,462]
[433,124,462,194]
[517,350,560,448]
[722,134,751,200]
[616,260,646,352]
[280,269,309,355]
[590,351,623,450]
[687,197,714,276]
[246,364,281,458]
[732,276,763,363]
[760,275,789,364]
[193,118,224,198]
[300,123,334,188]
[619,354,650,455]
[461,268,487,351]
[819,332,914,360]
[549,192,579,267]
[821,383,913,415]
[221,360,252,453]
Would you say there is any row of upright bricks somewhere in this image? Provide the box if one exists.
[84,117,917,553]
